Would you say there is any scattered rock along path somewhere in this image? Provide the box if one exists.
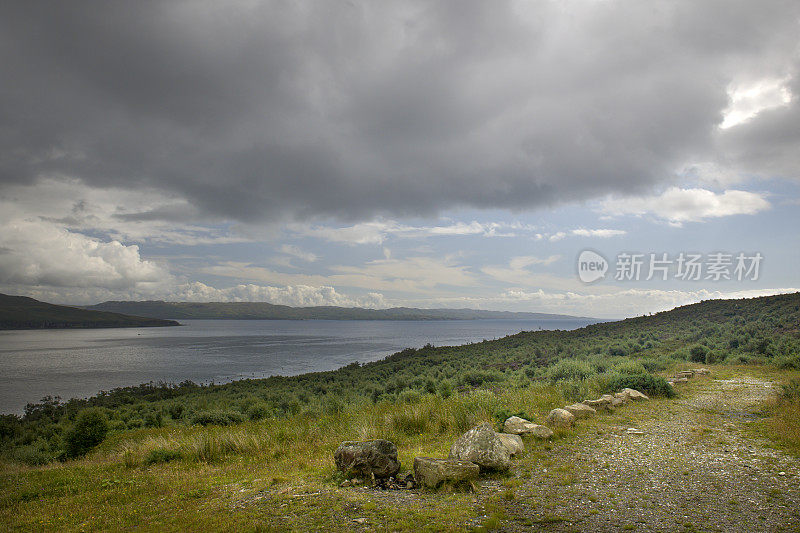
[492,376,800,532]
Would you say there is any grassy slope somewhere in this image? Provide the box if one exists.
[0,293,180,330]
[1,293,799,530]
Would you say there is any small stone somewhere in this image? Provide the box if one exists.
[778,471,786,476]
[626,428,645,435]
[353,518,367,524]
[340,480,351,487]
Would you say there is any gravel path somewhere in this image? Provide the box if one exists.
[494,375,800,532]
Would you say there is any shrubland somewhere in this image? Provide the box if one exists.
[1,292,799,465]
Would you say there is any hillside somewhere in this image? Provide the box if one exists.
[85,300,590,321]
[2,293,799,531]
[0,293,180,330]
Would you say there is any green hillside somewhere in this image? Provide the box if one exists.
[0,293,180,330]
[86,300,590,320]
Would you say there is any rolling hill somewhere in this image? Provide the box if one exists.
[0,293,180,330]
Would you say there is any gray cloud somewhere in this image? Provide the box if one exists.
[1,0,798,223]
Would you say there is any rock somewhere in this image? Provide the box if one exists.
[622,388,650,401]
[673,377,689,384]
[610,396,624,408]
[583,397,615,412]
[528,424,555,439]
[503,416,552,438]
[614,391,630,403]
[626,428,645,435]
[353,518,367,524]
[563,403,597,419]
[496,433,524,455]
[546,408,576,429]
[413,457,480,488]
[694,368,710,375]
[449,423,512,470]
[675,370,695,379]
[334,440,401,479]
[504,415,536,434]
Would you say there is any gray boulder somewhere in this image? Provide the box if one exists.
[413,457,480,488]
[564,403,597,419]
[334,439,400,478]
[621,388,649,401]
[496,433,524,455]
[503,416,553,438]
[546,408,576,429]
[449,423,512,470]
[583,397,614,412]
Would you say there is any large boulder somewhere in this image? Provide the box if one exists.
[563,403,597,419]
[546,408,575,429]
[621,388,649,401]
[496,433,524,455]
[694,368,710,375]
[334,440,400,479]
[449,423,512,470]
[413,457,480,488]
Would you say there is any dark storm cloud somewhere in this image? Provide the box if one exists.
[1,0,798,222]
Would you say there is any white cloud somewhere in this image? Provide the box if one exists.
[287,220,538,245]
[279,244,318,263]
[599,187,771,224]
[0,219,167,289]
[720,77,793,129]
[167,282,386,308]
[570,228,627,238]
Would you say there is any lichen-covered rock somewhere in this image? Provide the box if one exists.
[413,457,480,488]
[673,377,689,383]
[564,403,597,419]
[614,391,631,403]
[334,439,400,478]
[528,424,554,439]
[621,388,649,401]
[694,368,710,375]
[496,433,524,455]
[546,408,576,428]
[449,423,512,470]
[504,415,536,435]
[675,370,695,379]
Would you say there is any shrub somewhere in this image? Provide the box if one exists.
[613,360,648,375]
[190,410,244,427]
[548,359,594,382]
[602,372,675,398]
[459,370,502,387]
[10,445,52,466]
[144,448,183,465]
[398,389,422,404]
[246,403,272,421]
[689,344,709,363]
[63,408,109,458]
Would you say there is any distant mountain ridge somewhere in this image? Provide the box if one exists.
[0,293,180,330]
[86,300,592,321]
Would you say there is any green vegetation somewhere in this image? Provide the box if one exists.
[86,299,589,320]
[2,292,799,465]
[1,293,799,531]
[0,293,179,330]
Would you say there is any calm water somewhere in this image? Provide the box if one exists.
[0,318,599,414]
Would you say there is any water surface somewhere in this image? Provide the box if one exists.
[0,318,600,414]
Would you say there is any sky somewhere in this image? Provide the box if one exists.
[0,0,798,319]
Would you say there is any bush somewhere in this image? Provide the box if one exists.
[190,410,244,427]
[548,359,594,382]
[602,372,675,398]
[10,445,52,466]
[613,360,648,375]
[144,448,183,465]
[63,408,109,458]
[246,403,272,421]
[689,344,709,363]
